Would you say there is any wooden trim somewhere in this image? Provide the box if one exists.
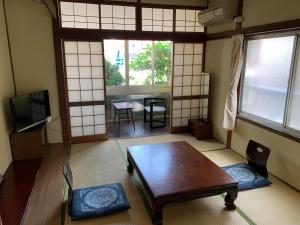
[172,95,209,101]
[52,10,70,143]
[58,29,206,42]
[2,0,17,96]
[171,126,187,133]
[235,0,244,32]
[101,40,109,137]
[71,134,108,144]
[58,0,206,10]
[206,18,300,41]
[226,130,232,148]
[242,19,300,35]
[68,101,105,107]
[136,0,142,32]
[140,3,206,10]
[237,116,300,144]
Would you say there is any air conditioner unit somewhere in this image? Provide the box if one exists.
[198,0,238,26]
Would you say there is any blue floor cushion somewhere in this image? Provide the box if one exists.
[70,183,130,220]
[222,163,272,191]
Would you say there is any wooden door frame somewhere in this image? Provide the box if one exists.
[52,0,207,143]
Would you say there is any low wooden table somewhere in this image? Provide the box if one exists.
[127,141,238,225]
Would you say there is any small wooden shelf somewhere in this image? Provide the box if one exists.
[187,119,212,140]
[9,124,48,161]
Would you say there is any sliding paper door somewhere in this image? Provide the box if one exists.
[171,42,209,132]
[63,41,107,143]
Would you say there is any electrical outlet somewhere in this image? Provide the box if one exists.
[47,116,52,123]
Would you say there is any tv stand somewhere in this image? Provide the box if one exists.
[10,124,48,161]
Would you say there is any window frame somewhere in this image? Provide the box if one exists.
[238,31,300,139]
[105,39,172,96]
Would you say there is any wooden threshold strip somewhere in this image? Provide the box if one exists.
[21,144,69,225]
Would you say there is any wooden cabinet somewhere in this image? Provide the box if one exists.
[187,119,212,140]
[10,125,48,161]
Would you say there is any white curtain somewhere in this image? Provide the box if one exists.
[223,35,244,130]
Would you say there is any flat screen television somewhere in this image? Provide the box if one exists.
[10,90,51,132]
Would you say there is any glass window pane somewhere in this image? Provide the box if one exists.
[287,46,300,131]
[129,40,153,85]
[241,36,295,124]
[154,41,172,85]
[128,40,172,86]
[104,40,126,86]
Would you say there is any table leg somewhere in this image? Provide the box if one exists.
[130,109,135,130]
[127,156,134,175]
[152,201,163,225]
[118,109,121,135]
[225,189,238,210]
[113,109,117,125]
[127,109,129,123]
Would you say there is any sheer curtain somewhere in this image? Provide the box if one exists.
[223,35,244,130]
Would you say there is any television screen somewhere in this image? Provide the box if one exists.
[10,90,50,132]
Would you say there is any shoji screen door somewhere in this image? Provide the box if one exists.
[63,41,107,143]
[171,42,209,131]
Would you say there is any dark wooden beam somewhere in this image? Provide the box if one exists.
[42,0,57,18]
[58,29,206,42]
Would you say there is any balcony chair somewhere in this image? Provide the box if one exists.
[144,97,167,128]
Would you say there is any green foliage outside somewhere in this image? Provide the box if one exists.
[105,60,125,86]
[129,41,172,85]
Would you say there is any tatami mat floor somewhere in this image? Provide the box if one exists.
[63,133,300,225]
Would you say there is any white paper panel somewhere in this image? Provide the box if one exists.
[83,126,95,135]
[142,7,173,32]
[69,107,81,117]
[172,118,181,127]
[95,125,106,134]
[101,5,136,31]
[60,2,99,29]
[81,90,93,101]
[71,127,83,137]
[71,117,82,127]
[68,91,81,102]
[82,106,93,115]
[172,100,181,109]
[94,105,105,115]
[175,9,204,33]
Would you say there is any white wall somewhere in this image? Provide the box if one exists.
[205,0,300,190]
[0,0,15,174]
[5,0,62,143]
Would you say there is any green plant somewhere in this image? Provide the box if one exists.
[129,41,171,85]
[105,60,125,86]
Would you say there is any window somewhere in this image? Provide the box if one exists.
[104,40,172,87]
[100,4,136,30]
[60,2,100,29]
[59,1,205,33]
[175,9,204,32]
[142,7,173,32]
[103,40,126,86]
[240,34,300,137]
